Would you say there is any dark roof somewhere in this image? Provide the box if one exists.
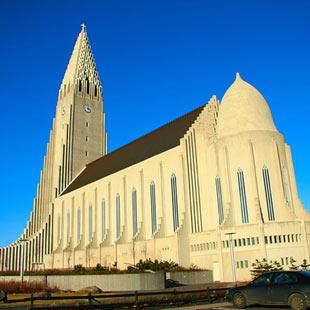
[62,105,205,195]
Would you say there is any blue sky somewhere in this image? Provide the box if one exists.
[0,0,309,247]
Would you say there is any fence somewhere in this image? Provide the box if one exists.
[1,286,229,309]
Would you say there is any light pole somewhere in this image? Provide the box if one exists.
[225,232,236,285]
[19,238,27,285]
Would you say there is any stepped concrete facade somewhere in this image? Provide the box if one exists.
[0,26,309,282]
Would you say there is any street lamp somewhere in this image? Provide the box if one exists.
[225,232,236,285]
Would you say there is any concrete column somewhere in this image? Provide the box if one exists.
[3,248,6,271]
[0,249,3,271]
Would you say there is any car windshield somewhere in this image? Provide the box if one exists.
[301,271,310,277]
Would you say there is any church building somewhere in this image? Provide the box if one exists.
[1,26,309,282]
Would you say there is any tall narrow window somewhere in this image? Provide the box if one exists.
[66,211,70,243]
[262,166,275,221]
[77,208,81,241]
[150,181,157,234]
[132,188,138,237]
[101,200,106,240]
[215,176,224,224]
[237,169,249,223]
[116,194,121,239]
[88,204,93,242]
[57,215,61,243]
[283,167,292,206]
[171,174,179,232]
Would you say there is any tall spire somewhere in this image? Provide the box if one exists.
[61,25,101,91]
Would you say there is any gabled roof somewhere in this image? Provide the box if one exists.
[62,105,205,195]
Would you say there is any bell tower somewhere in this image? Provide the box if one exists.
[53,24,107,196]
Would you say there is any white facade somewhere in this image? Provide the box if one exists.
[0,27,309,282]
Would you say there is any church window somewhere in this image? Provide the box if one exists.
[86,78,90,94]
[66,211,70,243]
[94,85,97,97]
[171,174,179,232]
[78,80,82,92]
[88,204,93,242]
[85,151,88,157]
[116,194,121,239]
[237,169,249,223]
[262,166,275,221]
[132,188,138,237]
[282,167,292,206]
[86,122,89,127]
[215,176,224,224]
[101,200,106,240]
[150,181,157,234]
[86,136,89,142]
[77,208,81,241]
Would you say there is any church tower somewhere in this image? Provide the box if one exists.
[0,26,107,272]
[54,24,107,196]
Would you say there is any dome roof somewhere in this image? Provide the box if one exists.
[217,73,277,138]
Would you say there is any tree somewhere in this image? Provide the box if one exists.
[289,257,298,270]
[250,259,283,278]
[300,259,310,270]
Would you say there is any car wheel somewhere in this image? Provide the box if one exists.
[233,292,247,309]
[289,293,307,310]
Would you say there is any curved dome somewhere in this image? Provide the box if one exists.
[217,73,277,138]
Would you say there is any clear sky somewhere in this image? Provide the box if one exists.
[0,0,309,248]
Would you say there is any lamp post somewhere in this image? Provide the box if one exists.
[225,232,236,285]
[19,238,27,285]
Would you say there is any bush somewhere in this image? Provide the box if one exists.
[0,280,59,294]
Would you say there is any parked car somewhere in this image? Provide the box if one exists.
[226,270,310,310]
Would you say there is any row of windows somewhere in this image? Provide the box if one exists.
[215,166,288,225]
[60,174,180,242]
[264,234,301,245]
[281,257,294,266]
[222,236,260,249]
[236,260,249,269]
[190,242,218,252]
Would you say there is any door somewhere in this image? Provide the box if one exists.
[243,273,272,305]
[269,272,299,305]
[212,261,220,281]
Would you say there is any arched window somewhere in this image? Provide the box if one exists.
[237,169,249,223]
[66,211,70,243]
[101,200,106,240]
[282,166,292,206]
[116,194,121,239]
[262,166,275,221]
[215,176,224,224]
[132,188,138,237]
[77,208,81,241]
[150,181,157,234]
[88,204,93,242]
[57,215,61,243]
[171,174,179,232]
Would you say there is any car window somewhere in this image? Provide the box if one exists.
[273,272,298,285]
[253,273,272,286]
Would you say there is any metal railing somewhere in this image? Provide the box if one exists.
[1,286,230,309]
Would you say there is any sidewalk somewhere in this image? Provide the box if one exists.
[166,301,232,309]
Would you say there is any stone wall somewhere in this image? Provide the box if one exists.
[0,273,165,291]
[167,271,213,285]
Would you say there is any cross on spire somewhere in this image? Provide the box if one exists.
[81,23,86,32]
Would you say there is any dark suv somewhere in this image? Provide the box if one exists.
[226,271,310,310]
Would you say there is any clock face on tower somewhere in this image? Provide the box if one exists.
[84,104,92,113]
